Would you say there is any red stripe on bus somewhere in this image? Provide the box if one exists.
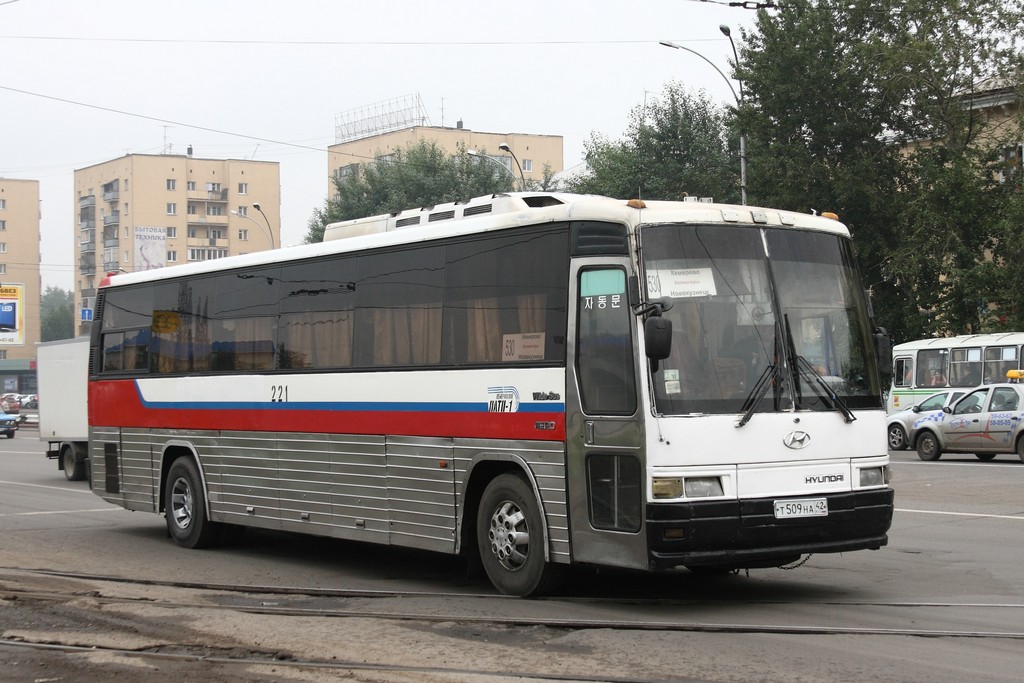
[88,381,566,441]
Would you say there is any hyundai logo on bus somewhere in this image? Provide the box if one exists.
[783,431,811,449]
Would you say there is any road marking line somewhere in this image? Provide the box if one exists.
[897,508,1024,521]
[0,508,122,517]
[0,480,95,494]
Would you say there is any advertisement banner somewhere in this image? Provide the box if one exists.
[134,226,167,270]
[0,284,25,345]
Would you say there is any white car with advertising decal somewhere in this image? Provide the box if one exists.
[912,383,1024,462]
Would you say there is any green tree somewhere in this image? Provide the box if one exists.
[40,286,74,341]
[567,82,737,202]
[305,140,514,243]
[738,0,1024,341]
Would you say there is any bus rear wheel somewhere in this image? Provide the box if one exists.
[165,457,221,549]
[476,473,564,597]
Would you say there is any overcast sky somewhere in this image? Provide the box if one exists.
[1,0,758,290]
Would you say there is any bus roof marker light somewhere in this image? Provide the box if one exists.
[626,199,646,209]
[821,212,840,221]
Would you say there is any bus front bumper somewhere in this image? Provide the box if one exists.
[646,488,894,570]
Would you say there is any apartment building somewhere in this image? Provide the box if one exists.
[74,153,280,335]
[327,124,563,195]
[0,178,41,391]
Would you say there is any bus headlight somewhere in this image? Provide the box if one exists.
[859,466,886,487]
[684,477,724,498]
[652,477,683,499]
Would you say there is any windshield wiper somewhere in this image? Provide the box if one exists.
[792,354,857,423]
[736,363,780,428]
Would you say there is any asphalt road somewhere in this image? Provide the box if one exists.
[2,429,1023,682]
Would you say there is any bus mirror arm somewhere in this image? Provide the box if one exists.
[873,327,893,378]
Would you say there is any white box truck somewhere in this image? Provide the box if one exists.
[36,337,89,480]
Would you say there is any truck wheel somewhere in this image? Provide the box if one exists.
[62,444,86,481]
[476,473,564,597]
[165,457,221,549]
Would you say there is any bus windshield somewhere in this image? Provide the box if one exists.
[641,223,882,416]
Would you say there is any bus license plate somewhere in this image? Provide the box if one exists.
[774,498,828,519]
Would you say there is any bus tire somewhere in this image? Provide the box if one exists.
[915,432,942,461]
[975,453,997,461]
[476,473,564,597]
[165,457,221,549]
[1017,436,1024,464]
[62,444,86,481]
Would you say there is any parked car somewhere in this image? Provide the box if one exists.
[0,410,17,438]
[913,383,1024,461]
[0,393,19,415]
[886,389,967,450]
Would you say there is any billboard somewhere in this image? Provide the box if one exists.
[134,226,167,270]
[0,284,25,345]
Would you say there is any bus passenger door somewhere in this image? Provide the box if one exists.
[565,262,648,570]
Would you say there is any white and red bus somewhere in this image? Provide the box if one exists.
[88,192,894,596]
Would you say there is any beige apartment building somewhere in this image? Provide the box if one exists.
[74,153,280,335]
[327,124,564,195]
[0,178,41,391]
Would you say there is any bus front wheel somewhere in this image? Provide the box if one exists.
[165,457,221,549]
[476,473,564,597]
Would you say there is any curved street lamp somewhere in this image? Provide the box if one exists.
[660,35,748,205]
[498,143,528,192]
[467,149,519,191]
[231,206,275,249]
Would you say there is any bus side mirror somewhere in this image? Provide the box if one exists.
[873,327,892,376]
[645,315,672,362]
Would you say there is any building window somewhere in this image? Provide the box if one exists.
[206,182,222,192]
[239,229,249,241]
[166,226,176,238]
[238,182,248,195]
[0,243,6,253]
[188,226,208,239]
[188,247,228,261]
[187,181,196,191]
[167,250,177,263]
[0,264,7,275]
[166,179,176,191]
[0,220,5,231]
[236,206,248,217]
[0,350,7,360]
[211,228,225,240]
[187,203,197,215]
[0,199,5,209]
[208,205,223,216]
[166,203,177,215]
[522,159,533,172]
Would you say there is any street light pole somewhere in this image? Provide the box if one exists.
[498,143,528,192]
[660,35,748,205]
[719,25,747,207]
[231,207,275,250]
[467,149,518,191]
[251,202,276,249]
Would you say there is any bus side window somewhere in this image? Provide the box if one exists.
[894,357,913,387]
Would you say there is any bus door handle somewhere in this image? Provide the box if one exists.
[585,421,595,445]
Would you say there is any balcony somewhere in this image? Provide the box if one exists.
[79,219,96,230]
[187,214,228,225]
[79,195,96,208]
[103,259,120,272]
[102,213,120,226]
[80,240,96,254]
[104,237,120,248]
[103,190,120,202]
